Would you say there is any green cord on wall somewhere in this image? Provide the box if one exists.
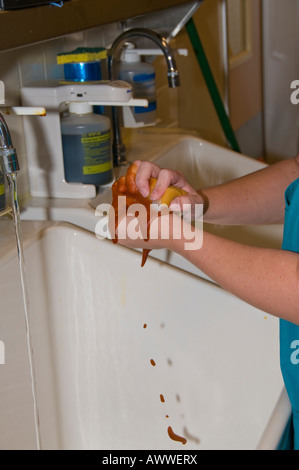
[185,17,241,153]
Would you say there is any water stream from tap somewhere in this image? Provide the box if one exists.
[6,173,42,450]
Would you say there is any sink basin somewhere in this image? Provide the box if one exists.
[0,221,287,450]
[12,131,289,449]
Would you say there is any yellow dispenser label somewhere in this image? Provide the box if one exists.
[81,133,110,144]
[81,130,111,175]
[0,184,5,196]
[83,161,112,175]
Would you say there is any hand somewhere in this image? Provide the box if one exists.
[111,206,202,255]
[108,205,178,251]
[133,160,205,220]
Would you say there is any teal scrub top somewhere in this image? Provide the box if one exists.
[279,177,299,450]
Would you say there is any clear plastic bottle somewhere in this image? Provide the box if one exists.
[61,102,113,186]
[118,43,157,125]
[0,172,5,212]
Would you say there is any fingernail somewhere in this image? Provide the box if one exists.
[140,189,149,197]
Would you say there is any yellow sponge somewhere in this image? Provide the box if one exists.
[57,47,107,65]
[149,178,187,207]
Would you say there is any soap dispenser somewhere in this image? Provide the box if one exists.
[118,43,157,125]
[0,172,5,212]
[61,102,113,187]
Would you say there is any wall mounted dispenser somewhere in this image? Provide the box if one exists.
[21,81,147,199]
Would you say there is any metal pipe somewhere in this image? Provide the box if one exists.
[108,28,180,166]
[108,27,180,87]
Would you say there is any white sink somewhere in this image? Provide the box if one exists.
[0,221,287,450]
[3,131,288,450]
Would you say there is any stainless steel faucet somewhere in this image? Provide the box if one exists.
[0,112,19,174]
[108,27,180,166]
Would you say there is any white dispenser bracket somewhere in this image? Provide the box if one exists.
[21,81,148,199]
[122,48,188,57]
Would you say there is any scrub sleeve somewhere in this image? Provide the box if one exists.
[279,177,299,450]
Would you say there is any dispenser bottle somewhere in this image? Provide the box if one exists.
[0,172,5,212]
[61,102,113,186]
[118,43,157,125]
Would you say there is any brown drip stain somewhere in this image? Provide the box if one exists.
[160,394,165,403]
[150,359,156,367]
[143,323,147,329]
[167,426,187,445]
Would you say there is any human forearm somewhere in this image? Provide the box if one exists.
[200,156,299,225]
[110,188,299,323]
[172,226,299,324]
[134,156,299,226]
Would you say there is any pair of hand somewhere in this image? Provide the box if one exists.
[108,160,204,253]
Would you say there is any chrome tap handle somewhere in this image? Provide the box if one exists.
[0,106,46,174]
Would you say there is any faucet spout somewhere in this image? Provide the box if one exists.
[0,112,19,174]
[108,27,180,88]
[108,28,180,166]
